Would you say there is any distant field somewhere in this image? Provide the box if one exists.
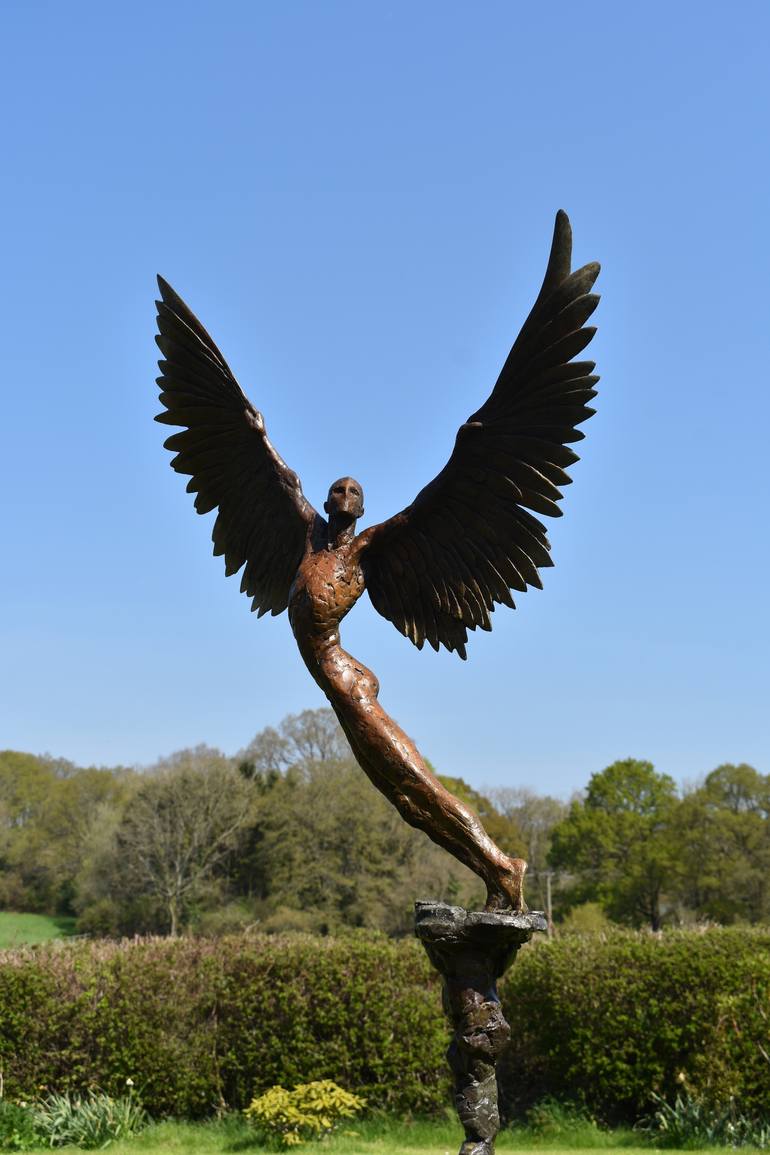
[0,911,76,949]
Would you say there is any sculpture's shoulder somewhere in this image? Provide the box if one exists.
[351,522,382,555]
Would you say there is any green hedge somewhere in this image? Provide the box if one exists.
[500,927,770,1122]
[0,935,448,1118]
[0,928,768,1123]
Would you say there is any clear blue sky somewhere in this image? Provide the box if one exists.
[2,1,768,797]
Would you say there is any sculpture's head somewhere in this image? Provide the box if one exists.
[324,476,365,524]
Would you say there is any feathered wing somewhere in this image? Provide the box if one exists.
[360,210,599,658]
[154,277,316,616]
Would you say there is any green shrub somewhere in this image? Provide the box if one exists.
[245,1079,365,1147]
[0,1100,39,1151]
[558,902,612,935]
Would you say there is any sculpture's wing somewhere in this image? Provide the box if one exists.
[155,277,317,616]
[360,211,599,658]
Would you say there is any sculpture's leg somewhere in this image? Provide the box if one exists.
[416,903,547,1155]
[346,721,526,911]
[318,647,527,911]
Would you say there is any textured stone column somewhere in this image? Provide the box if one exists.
[415,902,546,1155]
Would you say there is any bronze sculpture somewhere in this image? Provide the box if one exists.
[155,210,599,915]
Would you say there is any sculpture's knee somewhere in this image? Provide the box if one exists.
[349,662,379,702]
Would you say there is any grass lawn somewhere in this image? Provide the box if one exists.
[0,911,76,949]
[11,1117,755,1154]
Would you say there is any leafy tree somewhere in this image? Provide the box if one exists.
[672,763,770,923]
[549,758,679,930]
[255,757,481,934]
[0,751,54,834]
[0,751,55,908]
[0,752,131,913]
[233,712,351,903]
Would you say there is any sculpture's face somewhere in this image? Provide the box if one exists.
[324,476,365,522]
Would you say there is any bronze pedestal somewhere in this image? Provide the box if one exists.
[416,902,547,1155]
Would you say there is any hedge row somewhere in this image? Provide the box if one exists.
[0,935,448,1117]
[499,926,770,1122]
[0,928,768,1123]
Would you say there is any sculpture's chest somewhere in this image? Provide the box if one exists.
[289,548,365,632]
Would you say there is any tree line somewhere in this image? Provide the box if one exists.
[1,709,767,935]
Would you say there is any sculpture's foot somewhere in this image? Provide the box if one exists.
[484,858,527,913]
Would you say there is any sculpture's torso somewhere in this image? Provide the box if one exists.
[288,540,366,660]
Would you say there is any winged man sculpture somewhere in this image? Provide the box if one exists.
[155,211,599,912]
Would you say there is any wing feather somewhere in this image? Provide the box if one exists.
[154,276,316,616]
[361,210,599,656]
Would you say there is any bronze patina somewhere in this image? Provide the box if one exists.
[154,210,599,914]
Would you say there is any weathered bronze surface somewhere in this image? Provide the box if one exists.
[154,210,599,912]
[416,902,547,1155]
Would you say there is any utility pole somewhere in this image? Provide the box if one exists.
[545,871,553,937]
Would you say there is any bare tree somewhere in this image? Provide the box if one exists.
[238,708,348,779]
[490,787,567,872]
[116,752,256,935]
[489,786,567,912]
